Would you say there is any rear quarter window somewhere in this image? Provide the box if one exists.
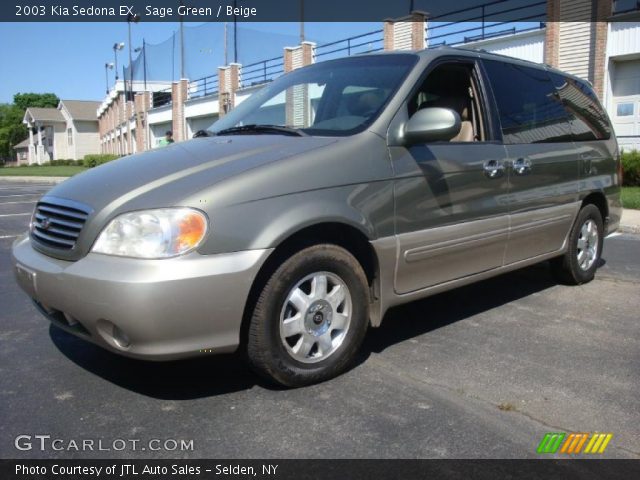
[482,59,573,144]
[547,71,612,141]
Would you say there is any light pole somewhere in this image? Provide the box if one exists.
[104,62,114,94]
[127,13,141,99]
[300,0,304,43]
[113,42,125,80]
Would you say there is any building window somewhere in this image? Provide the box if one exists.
[617,103,634,117]
[67,128,73,145]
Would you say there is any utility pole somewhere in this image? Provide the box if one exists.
[142,40,147,91]
[104,63,114,94]
[179,6,185,78]
[300,0,305,43]
[233,0,238,63]
[127,13,140,99]
[224,22,228,65]
[113,42,124,80]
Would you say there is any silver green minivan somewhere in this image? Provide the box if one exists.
[12,47,621,386]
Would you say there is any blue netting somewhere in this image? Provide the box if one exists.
[123,23,312,84]
[124,32,180,83]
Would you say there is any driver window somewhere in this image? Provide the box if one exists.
[409,62,485,142]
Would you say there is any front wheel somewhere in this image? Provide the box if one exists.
[247,244,370,387]
[551,204,604,285]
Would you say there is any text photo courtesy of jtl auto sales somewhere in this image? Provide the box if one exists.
[0,1,639,479]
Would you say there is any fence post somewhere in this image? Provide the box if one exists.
[171,79,188,141]
[134,91,150,152]
[385,10,428,51]
[544,0,560,67]
[218,63,242,117]
[283,41,316,128]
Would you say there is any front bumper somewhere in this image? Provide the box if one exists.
[12,235,272,360]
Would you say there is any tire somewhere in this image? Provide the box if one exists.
[247,244,370,387]
[551,204,604,285]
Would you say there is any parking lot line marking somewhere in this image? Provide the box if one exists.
[0,194,42,198]
[0,213,31,217]
[0,186,51,191]
[0,235,19,239]
[0,200,37,205]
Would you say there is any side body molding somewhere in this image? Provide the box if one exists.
[368,201,581,327]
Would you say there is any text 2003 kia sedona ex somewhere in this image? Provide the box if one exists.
[13,48,621,386]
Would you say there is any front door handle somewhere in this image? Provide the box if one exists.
[512,158,532,175]
[483,160,505,179]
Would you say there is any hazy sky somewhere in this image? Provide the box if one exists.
[0,22,380,104]
[0,17,539,104]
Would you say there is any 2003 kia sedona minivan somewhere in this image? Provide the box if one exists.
[12,48,621,386]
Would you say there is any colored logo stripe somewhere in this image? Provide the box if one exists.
[560,433,589,454]
[537,433,566,454]
[538,432,613,454]
[584,433,613,454]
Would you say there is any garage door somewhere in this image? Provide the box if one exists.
[612,59,640,151]
[188,115,218,138]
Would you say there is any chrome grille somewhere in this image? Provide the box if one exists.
[31,199,90,250]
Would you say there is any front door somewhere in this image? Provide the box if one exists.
[392,59,509,295]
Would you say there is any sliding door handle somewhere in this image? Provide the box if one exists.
[483,160,505,179]
[513,158,532,175]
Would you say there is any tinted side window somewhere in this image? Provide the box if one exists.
[547,72,611,141]
[483,59,572,144]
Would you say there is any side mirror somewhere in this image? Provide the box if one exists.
[404,107,461,144]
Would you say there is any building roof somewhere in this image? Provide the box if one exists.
[24,107,64,123]
[60,100,101,121]
[13,138,30,149]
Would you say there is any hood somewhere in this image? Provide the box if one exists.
[35,135,338,261]
[51,135,338,210]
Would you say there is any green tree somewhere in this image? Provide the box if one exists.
[0,104,28,160]
[13,93,59,110]
[0,93,59,162]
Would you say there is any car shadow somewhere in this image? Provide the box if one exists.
[361,261,559,356]
[49,326,271,399]
[50,260,569,400]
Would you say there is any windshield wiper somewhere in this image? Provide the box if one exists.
[215,124,308,137]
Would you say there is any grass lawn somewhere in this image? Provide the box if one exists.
[622,186,640,210]
[0,166,86,177]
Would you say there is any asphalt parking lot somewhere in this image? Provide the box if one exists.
[0,179,638,459]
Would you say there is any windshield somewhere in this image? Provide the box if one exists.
[211,54,418,137]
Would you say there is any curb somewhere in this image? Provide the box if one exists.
[0,176,67,184]
[619,224,640,234]
[620,208,640,235]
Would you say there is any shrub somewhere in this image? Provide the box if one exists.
[51,159,75,166]
[621,150,640,187]
[83,154,119,168]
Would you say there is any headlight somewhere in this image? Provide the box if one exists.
[92,208,208,258]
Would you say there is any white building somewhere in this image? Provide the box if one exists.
[98,1,640,153]
[22,100,102,164]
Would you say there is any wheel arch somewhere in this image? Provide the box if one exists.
[239,221,381,350]
[580,190,608,225]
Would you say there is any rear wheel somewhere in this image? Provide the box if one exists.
[247,244,369,387]
[551,204,604,285]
